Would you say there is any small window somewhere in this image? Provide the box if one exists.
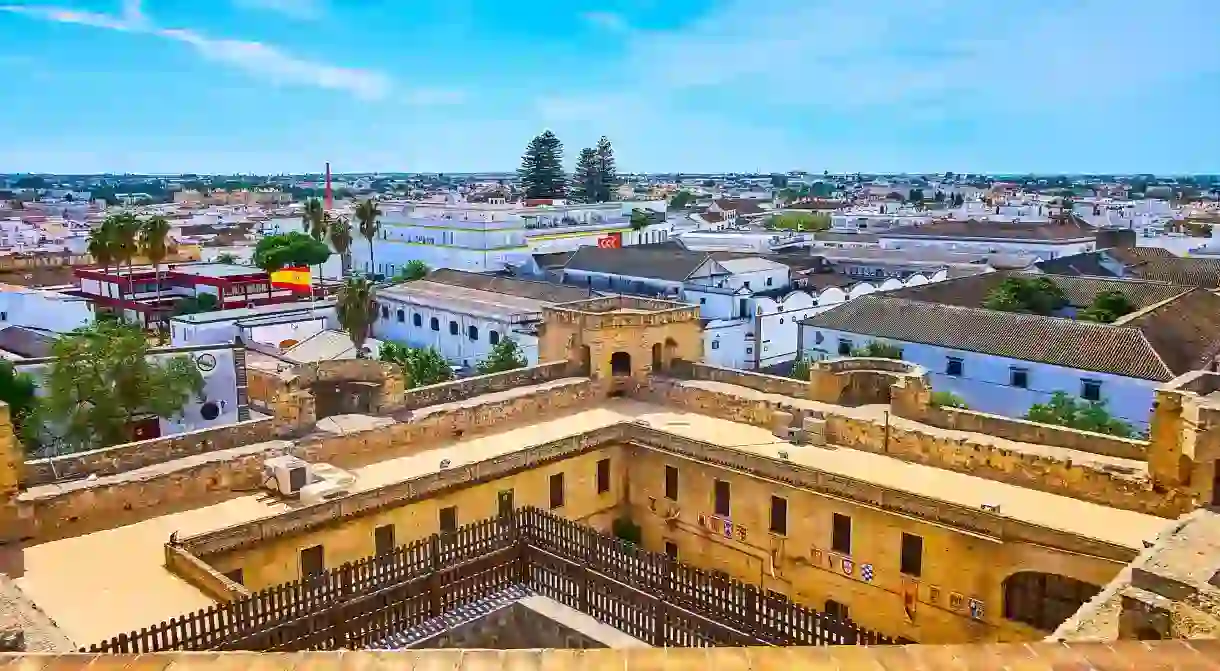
[745,346,753,355]
[900,532,923,577]
[300,545,325,578]
[430,317,440,331]
[664,465,678,501]
[413,313,422,327]
[374,524,395,556]
[832,513,852,555]
[766,277,773,286]
[489,330,500,345]
[380,305,389,319]
[664,541,678,561]
[549,472,565,509]
[1082,379,1102,402]
[596,458,611,494]
[468,325,479,341]
[498,489,514,517]
[769,496,788,535]
[743,281,751,290]
[223,568,244,585]
[826,599,849,621]
[946,357,964,377]
[439,506,457,533]
[1010,367,1028,389]
[712,340,720,350]
[700,297,707,305]
[714,479,731,518]
[838,339,852,356]
[396,309,405,323]
[449,320,458,335]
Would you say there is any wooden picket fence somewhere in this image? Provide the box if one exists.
[86,507,895,652]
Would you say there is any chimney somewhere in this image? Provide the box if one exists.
[324,162,333,211]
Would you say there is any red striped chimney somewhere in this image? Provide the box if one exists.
[324,162,333,210]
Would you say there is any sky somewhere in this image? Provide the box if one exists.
[0,0,1218,175]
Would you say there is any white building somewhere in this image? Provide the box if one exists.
[877,216,1099,259]
[373,269,596,368]
[169,300,337,348]
[799,274,1220,430]
[0,283,94,334]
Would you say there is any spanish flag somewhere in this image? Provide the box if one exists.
[270,266,311,292]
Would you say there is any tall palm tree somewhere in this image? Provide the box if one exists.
[355,199,381,277]
[328,216,354,277]
[139,215,172,326]
[302,198,328,299]
[335,275,377,358]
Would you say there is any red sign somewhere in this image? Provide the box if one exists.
[598,233,622,249]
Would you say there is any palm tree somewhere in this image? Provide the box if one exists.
[301,198,328,299]
[355,198,381,277]
[139,215,172,327]
[328,216,353,277]
[103,213,140,300]
[336,276,376,358]
[87,222,115,278]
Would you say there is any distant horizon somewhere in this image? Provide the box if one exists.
[5,171,1216,180]
[1,1,1217,175]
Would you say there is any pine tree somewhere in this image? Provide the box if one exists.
[571,148,599,204]
[594,136,617,202]
[518,130,566,199]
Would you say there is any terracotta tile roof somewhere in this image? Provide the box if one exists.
[713,198,766,215]
[889,271,1191,310]
[700,211,726,223]
[801,291,1220,380]
[1041,248,1220,288]
[883,216,1097,241]
[7,641,1220,669]
[424,268,595,304]
[564,245,712,282]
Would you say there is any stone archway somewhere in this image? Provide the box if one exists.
[270,359,406,435]
[1002,571,1102,632]
[610,351,632,377]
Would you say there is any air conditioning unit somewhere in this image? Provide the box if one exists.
[263,455,312,497]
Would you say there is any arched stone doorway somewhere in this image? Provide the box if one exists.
[610,351,632,377]
[579,345,592,376]
[1002,571,1102,632]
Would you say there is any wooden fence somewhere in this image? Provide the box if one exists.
[86,508,894,652]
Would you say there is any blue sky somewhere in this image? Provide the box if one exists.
[1,0,1218,174]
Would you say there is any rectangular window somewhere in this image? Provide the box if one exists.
[596,458,611,494]
[439,506,457,533]
[374,524,395,556]
[498,489,514,518]
[664,465,679,501]
[300,545,325,578]
[1010,367,1028,388]
[769,496,788,535]
[665,541,678,561]
[946,357,964,377]
[711,340,720,350]
[831,513,852,555]
[900,533,923,577]
[1081,379,1102,402]
[549,472,565,509]
[838,339,852,356]
[714,479,731,518]
[223,568,244,585]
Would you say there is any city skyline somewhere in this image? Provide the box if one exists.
[1,0,1218,175]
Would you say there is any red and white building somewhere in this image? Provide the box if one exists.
[71,262,319,328]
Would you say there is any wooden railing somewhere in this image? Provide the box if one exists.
[87,508,894,652]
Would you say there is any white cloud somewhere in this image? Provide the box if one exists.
[231,0,325,21]
[582,11,627,33]
[0,2,442,103]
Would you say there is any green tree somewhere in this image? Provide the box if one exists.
[173,293,220,315]
[336,276,376,357]
[594,136,617,202]
[908,188,925,204]
[669,190,696,208]
[139,215,172,322]
[1024,391,1135,438]
[379,342,453,387]
[28,322,205,454]
[850,341,904,358]
[108,213,141,299]
[355,198,382,277]
[1078,290,1136,324]
[0,359,37,447]
[394,260,429,282]
[930,391,968,409]
[769,212,831,231]
[252,232,331,299]
[982,277,1067,315]
[328,215,354,277]
[629,209,651,231]
[771,174,789,188]
[476,337,528,375]
[571,148,599,204]
[302,198,330,299]
[789,356,811,381]
[216,252,238,264]
[518,130,566,199]
[87,219,117,277]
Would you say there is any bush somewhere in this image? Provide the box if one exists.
[768,212,830,231]
[851,341,904,359]
[789,356,811,381]
[1024,391,1135,438]
[1078,290,1135,324]
[930,391,968,409]
[982,277,1067,315]
[612,517,642,547]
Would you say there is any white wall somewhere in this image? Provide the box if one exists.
[372,295,536,367]
[797,328,1156,429]
[878,236,1095,258]
[0,290,93,333]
